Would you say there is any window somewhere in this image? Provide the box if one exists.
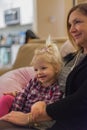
[0,0,34,27]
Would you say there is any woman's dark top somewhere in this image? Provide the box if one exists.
[46,54,87,130]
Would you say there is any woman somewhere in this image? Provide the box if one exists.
[1,3,87,130]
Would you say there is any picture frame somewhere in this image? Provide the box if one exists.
[74,0,87,5]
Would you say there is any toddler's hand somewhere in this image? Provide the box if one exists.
[3,91,18,97]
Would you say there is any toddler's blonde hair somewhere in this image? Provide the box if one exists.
[31,36,63,74]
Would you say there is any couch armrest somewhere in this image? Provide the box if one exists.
[0,68,13,76]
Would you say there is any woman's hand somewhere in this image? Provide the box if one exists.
[0,111,29,126]
[0,101,52,126]
[31,101,52,122]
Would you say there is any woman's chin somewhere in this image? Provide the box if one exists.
[75,39,82,46]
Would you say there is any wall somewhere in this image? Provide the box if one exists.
[0,0,33,28]
[0,0,33,36]
[33,0,73,38]
[0,0,73,39]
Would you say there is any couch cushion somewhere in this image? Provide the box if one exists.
[13,44,45,68]
[0,67,35,97]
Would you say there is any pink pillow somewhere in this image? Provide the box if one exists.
[0,67,35,97]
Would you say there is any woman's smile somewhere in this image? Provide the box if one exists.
[74,33,82,40]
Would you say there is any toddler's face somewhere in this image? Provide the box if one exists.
[34,58,58,87]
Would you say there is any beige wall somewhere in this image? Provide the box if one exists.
[33,0,73,38]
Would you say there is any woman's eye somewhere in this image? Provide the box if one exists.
[68,23,71,29]
[74,20,83,25]
[69,20,83,30]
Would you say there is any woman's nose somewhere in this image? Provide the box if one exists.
[69,25,76,33]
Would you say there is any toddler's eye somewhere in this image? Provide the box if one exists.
[34,68,38,72]
[41,67,47,70]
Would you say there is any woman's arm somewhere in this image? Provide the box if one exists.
[1,111,29,126]
[1,101,52,126]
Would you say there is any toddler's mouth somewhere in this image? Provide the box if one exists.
[38,75,46,79]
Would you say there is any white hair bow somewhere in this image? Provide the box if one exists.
[46,35,52,47]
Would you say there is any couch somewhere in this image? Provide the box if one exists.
[0,44,41,75]
[0,37,68,97]
[0,37,67,76]
[0,67,35,97]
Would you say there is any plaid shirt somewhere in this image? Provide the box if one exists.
[11,78,63,113]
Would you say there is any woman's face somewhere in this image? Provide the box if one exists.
[68,10,87,49]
